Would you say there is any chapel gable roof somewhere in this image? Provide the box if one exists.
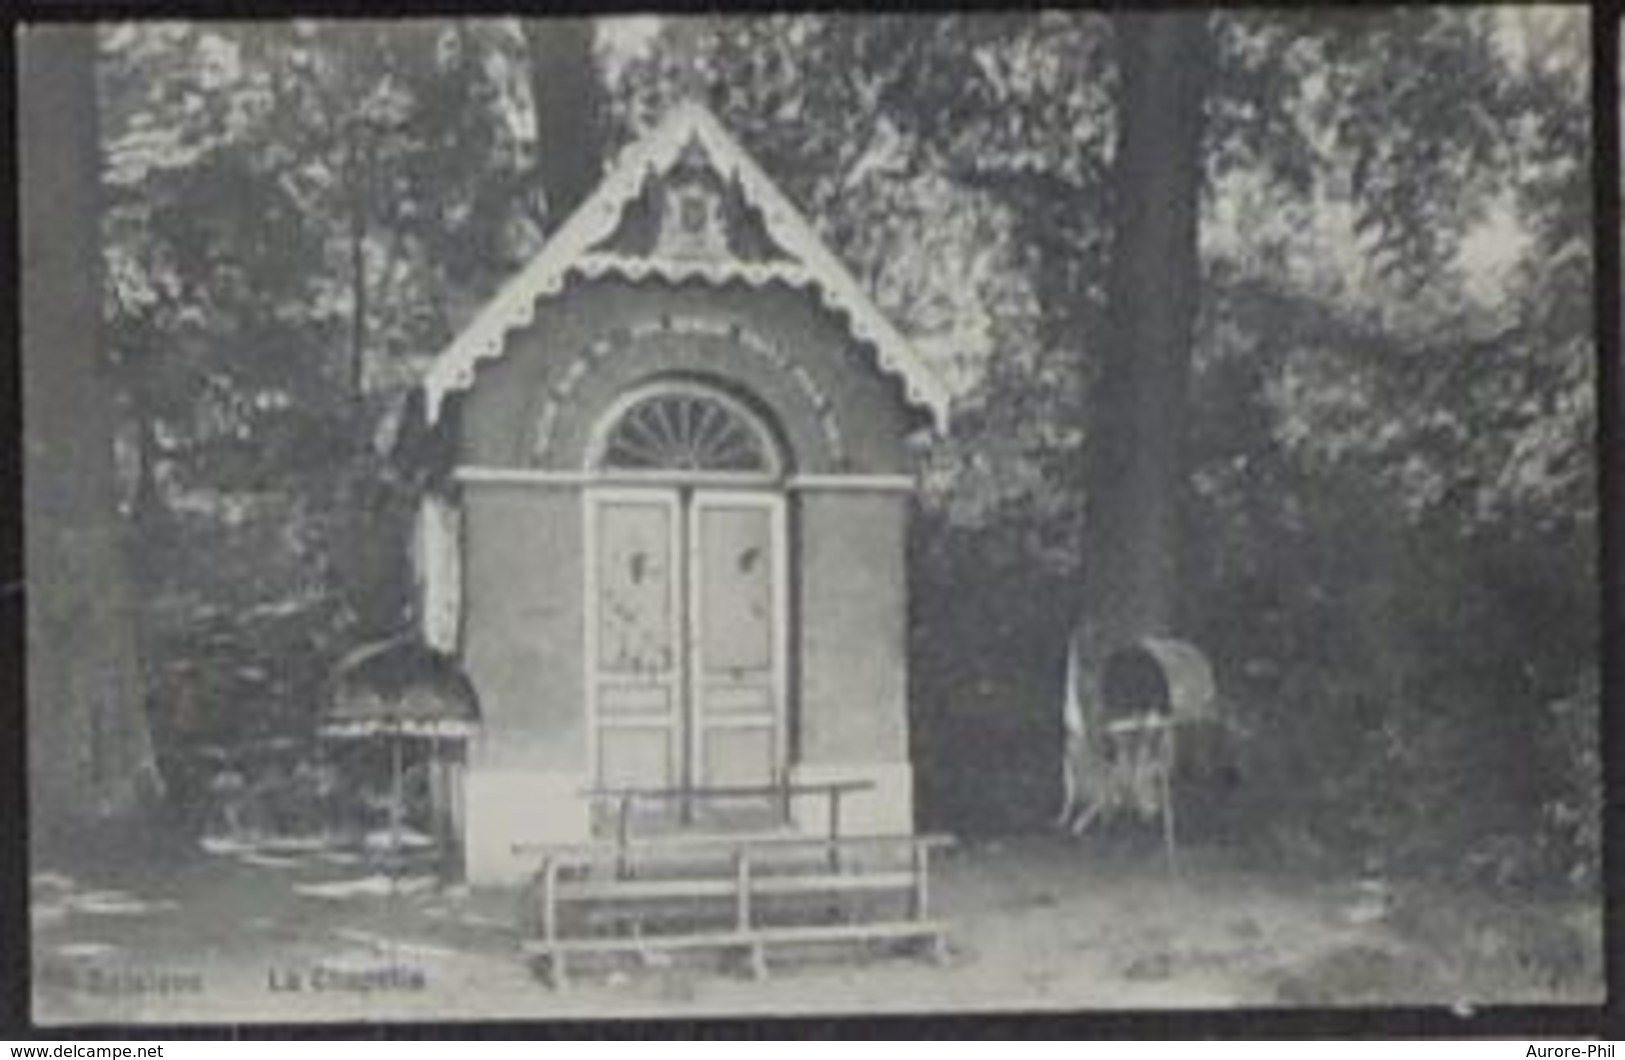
[421,102,951,429]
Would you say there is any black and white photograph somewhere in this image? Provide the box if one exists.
[18,7,1601,1025]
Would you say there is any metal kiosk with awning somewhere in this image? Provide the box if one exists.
[321,636,481,881]
[1074,636,1217,872]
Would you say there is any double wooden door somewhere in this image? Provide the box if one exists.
[587,487,787,818]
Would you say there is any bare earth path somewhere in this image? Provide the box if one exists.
[31,834,1600,1024]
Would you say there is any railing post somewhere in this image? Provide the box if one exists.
[737,848,766,979]
[540,855,568,990]
[826,786,844,873]
[911,841,930,920]
[616,792,633,880]
[914,840,950,965]
[1162,726,1179,879]
[540,856,557,942]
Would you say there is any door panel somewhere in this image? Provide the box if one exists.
[702,686,774,715]
[596,498,676,676]
[596,682,675,719]
[702,726,777,789]
[587,487,786,822]
[598,726,674,789]
[689,492,785,792]
[696,504,774,674]
[589,491,681,796]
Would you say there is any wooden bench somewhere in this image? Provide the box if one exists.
[515,832,953,989]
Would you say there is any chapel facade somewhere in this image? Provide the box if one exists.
[415,104,949,884]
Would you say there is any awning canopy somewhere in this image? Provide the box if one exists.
[1100,637,1216,722]
[321,636,481,739]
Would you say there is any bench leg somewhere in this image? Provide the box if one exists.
[529,949,569,991]
[532,952,561,991]
[745,941,768,981]
[1069,798,1103,836]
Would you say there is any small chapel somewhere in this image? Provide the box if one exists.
[410,103,951,885]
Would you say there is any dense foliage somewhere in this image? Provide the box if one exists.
[94,13,1596,892]
[613,11,1596,891]
[97,20,545,822]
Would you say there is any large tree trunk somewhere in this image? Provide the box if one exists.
[521,17,605,227]
[1080,12,1212,660]
[21,26,162,838]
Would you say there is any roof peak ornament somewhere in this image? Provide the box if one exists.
[421,102,951,430]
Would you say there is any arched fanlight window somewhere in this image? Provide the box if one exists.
[594,383,782,476]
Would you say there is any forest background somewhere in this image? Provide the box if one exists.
[44,11,1595,902]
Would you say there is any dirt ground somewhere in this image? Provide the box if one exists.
[30,832,1603,1025]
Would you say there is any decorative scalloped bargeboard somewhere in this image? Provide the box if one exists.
[421,102,951,432]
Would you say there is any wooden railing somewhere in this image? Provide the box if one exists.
[581,780,875,875]
[514,832,954,990]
